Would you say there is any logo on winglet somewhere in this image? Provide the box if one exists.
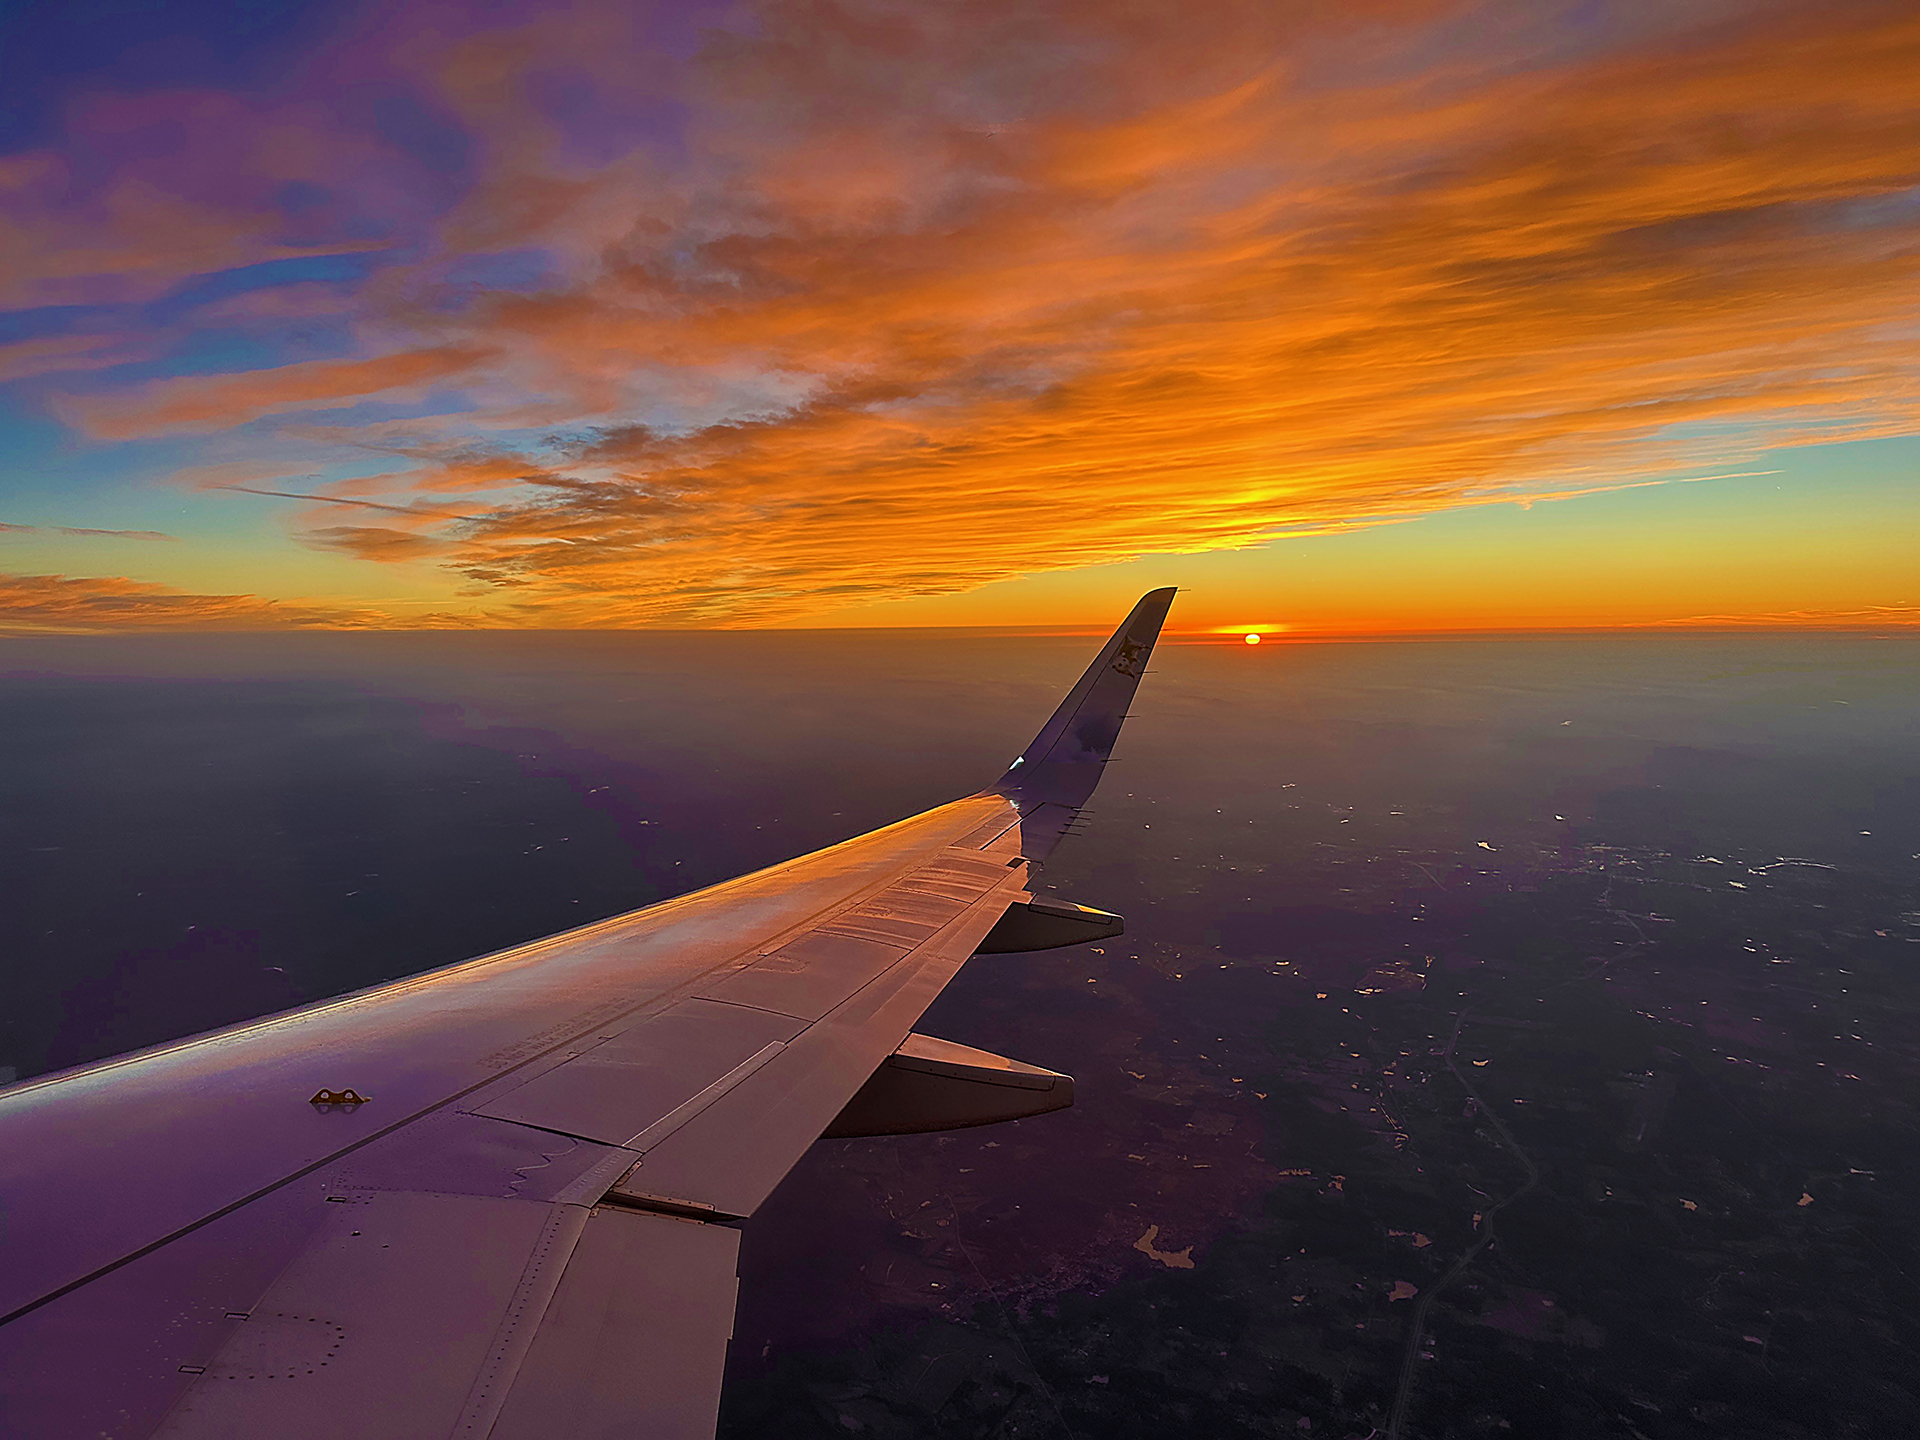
[1111,636,1148,678]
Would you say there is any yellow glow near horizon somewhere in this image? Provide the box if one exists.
[1244,633,1261,645]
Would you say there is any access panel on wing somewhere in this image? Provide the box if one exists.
[697,931,909,1021]
[696,856,1003,1021]
[465,999,803,1149]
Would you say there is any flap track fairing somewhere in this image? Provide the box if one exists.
[823,1034,1072,1138]
[974,896,1123,954]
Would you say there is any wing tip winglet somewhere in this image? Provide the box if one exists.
[989,589,1176,856]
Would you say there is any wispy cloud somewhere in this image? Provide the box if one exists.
[59,346,495,440]
[0,571,481,632]
[56,527,178,541]
[12,0,1920,623]
[299,526,455,562]
[215,486,487,522]
[1638,605,1920,629]
[0,332,155,383]
[1,523,177,540]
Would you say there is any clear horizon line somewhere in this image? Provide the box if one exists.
[4,620,1918,641]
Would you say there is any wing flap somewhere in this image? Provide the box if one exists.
[151,1192,587,1440]
[0,1110,649,1439]
[609,854,1028,1217]
[488,1206,742,1440]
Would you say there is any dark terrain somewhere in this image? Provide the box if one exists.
[4,629,1916,1437]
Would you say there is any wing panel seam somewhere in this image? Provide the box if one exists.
[448,1203,589,1440]
[626,1041,788,1152]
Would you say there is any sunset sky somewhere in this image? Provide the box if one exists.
[2,0,1915,633]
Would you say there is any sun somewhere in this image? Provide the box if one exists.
[1210,623,1286,643]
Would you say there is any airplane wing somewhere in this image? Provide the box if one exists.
[0,588,1176,1439]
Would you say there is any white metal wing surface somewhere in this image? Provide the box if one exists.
[0,589,1175,1439]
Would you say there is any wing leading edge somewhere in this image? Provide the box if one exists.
[0,590,1174,1439]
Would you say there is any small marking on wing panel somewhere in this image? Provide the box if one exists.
[473,998,636,1072]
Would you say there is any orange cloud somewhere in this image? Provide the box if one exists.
[0,571,484,632]
[38,0,1920,624]
[56,527,177,541]
[0,332,154,383]
[299,526,455,562]
[0,155,378,311]
[61,346,494,439]
[436,2,1920,621]
[0,523,177,540]
[0,73,422,311]
[0,571,368,631]
[1638,606,1920,629]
